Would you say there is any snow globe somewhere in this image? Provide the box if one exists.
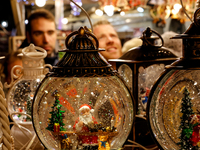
[4,44,52,149]
[146,7,200,150]
[32,26,135,150]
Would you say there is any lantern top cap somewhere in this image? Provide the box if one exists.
[22,43,47,59]
[140,27,164,48]
[63,26,99,51]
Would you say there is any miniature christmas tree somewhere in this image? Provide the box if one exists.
[179,87,194,150]
[26,94,32,121]
[46,90,65,132]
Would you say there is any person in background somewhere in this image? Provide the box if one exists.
[93,20,122,61]
[20,8,58,66]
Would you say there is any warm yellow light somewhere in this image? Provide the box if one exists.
[35,0,46,7]
[172,9,178,15]
[125,19,131,23]
[173,3,182,11]
[95,9,103,16]
[120,11,125,16]
[171,3,182,15]
[104,5,114,16]
[61,18,68,24]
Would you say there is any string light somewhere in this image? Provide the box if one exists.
[172,3,182,15]
[95,9,103,16]
[137,7,144,13]
[35,0,46,7]
[1,21,8,28]
[104,5,114,16]
[61,18,68,24]
[120,11,125,16]
[24,19,28,24]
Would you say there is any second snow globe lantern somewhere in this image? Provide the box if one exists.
[32,26,135,150]
[5,44,51,123]
[147,7,200,150]
[4,44,52,149]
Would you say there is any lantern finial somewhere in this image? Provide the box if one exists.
[143,27,152,38]
[78,27,85,36]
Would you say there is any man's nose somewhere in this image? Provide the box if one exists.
[107,36,114,43]
[43,33,50,43]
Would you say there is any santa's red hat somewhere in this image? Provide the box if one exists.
[79,104,94,113]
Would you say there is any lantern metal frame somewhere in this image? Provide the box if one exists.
[109,27,178,147]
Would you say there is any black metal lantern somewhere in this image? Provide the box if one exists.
[146,8,200,149]
[109,27,178,146]
[32,26,135,150]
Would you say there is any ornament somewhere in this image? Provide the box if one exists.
[32,25,134,150]
[4,44,52,149]
[5,44,52,123]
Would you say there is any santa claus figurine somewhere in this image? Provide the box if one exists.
[73,104,98,149]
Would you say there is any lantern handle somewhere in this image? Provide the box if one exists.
[43,64,53,75]
[70,0,93,32]
[142,27,164,48]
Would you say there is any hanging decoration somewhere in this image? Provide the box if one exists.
[150,4,171,28]
[98,0,148,16]
[32,25,135,150]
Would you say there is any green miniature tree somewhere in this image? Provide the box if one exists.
[179,87,194,150]
[46,90,65,132]
[26,95,32,121]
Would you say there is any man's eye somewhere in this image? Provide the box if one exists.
[111,34,117,38]
[34,32,42,36]
[48,31,55,35]
[99,36,105,40]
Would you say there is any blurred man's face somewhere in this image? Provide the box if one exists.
[27,18,57,57]
[93,24,122,60]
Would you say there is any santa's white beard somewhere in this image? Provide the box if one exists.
[79,113,93,125]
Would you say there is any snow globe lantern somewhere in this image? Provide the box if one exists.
[146,7,200,149]
[109,27,178,114]
[32,26,135,150]
[109,27,178,147]
[5,44,51,122]
[4,44,51,149]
